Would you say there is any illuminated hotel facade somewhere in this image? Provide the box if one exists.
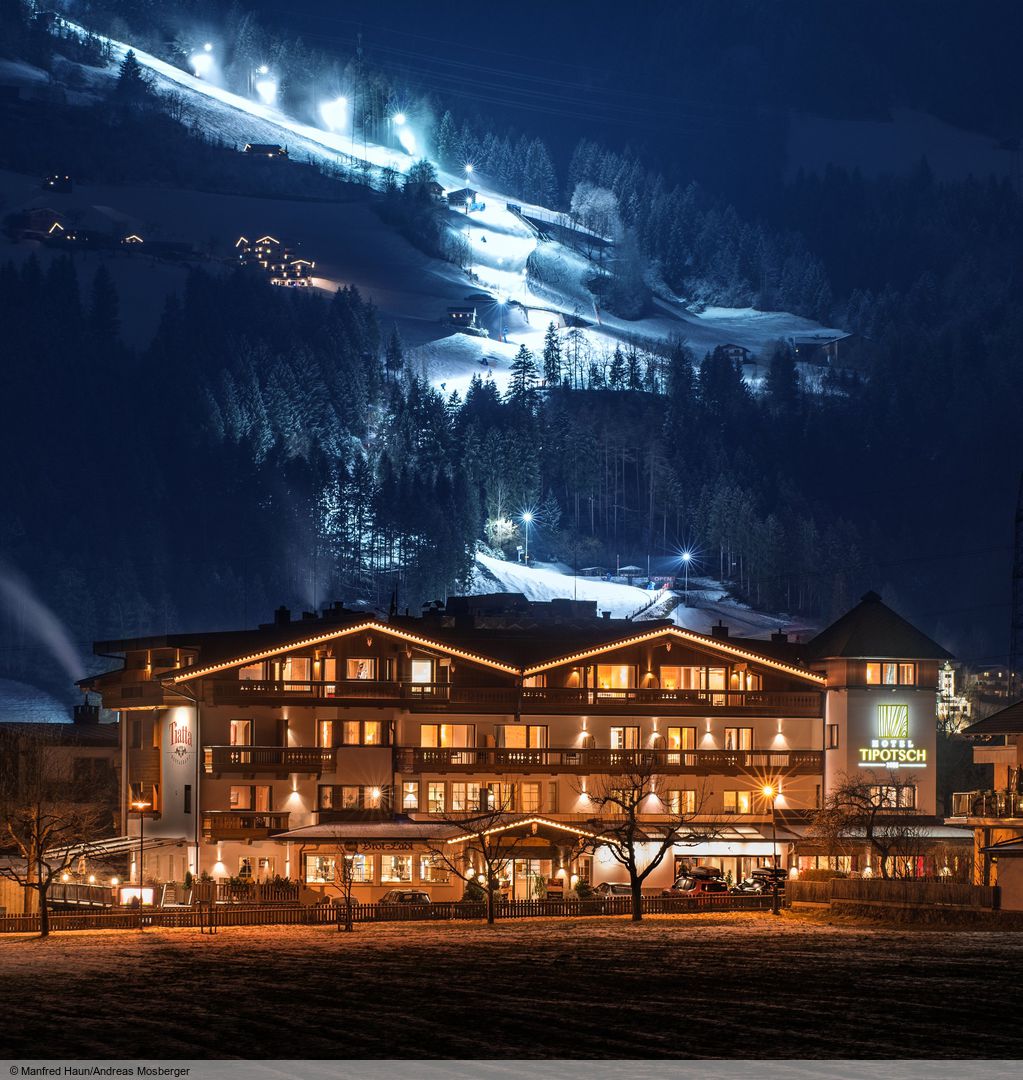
[81,590,950,899]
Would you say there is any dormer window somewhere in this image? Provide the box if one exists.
[866,662,916,686]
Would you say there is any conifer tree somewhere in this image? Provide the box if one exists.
[542,322,562,385]
[507,344,538,407]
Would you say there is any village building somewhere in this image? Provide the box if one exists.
[947,699,1023,906]
[79,590,962,901]
[236,234,314,286]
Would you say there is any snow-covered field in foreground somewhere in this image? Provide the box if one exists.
[3,915,1020,1058]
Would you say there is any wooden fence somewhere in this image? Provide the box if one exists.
[0,893,771,934]
[787,878,999,909]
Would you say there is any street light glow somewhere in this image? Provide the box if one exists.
[464,162,474,175]
[392,112,406,125]
[203,42,213,52]
[191,51,213,78]
[521,511,533,524]
[761,784,776,799]
[258,64,269,75]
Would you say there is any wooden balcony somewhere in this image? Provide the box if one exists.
[949,791,1023,821]
[202,810,290,842]
[395,746,824,776]
[203,746,336,776]
[210,679,822,717]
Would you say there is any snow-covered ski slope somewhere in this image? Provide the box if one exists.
[59,21,847,394]
[472,554,816,639]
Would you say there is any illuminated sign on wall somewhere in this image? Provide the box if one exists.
[858,704,927,768]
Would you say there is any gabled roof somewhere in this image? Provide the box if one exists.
[804,591,951,661]
[963,699,1023,736]
[165,618,521,681]
[522,625,826,684]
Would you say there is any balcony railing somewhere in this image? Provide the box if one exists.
[202,811,290,841]
[214,680,821,715]
[950,790,1023,819]
[396,746,824,776]
[203,746,336,775]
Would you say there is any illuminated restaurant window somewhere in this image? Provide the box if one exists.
[723,790,752,814]
[869,784,916,809]
[345,854,372,883]
[419,856,449,883]
[381,855,412,883]
[402,781,420,811]
[428,782,446,814]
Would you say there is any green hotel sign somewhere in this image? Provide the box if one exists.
[858,703,927,767]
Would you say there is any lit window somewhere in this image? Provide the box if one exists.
[610,726,639,750]
[346,658,376,680]
[342,721,360,745]
[419,855,449,883]
[318,721,334,748]
[597,664,634,690]
[724,727,753,751]
[451,782,480,811]
[723,791,752,814]
[238,662,264,680]
[501,725,547,748]
[363,720,382,746]
[428,782,445,814]
[520,783,541,813]
[410,659,433,684]
[381,855,412,882]
[867,662,916,686]
[667,726,696,751]
[341,786,360,809]
[402,782,419,811]
[826,724,840,749]
[305,855,335,883]
[280,656,311,687]
[666,789,696,814]
[659,666,700,691]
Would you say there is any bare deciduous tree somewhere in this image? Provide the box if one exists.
[580,766,720,921]
[809,774,925,880]
[0,729,105,937]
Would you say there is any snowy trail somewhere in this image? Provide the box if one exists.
[60,19,847,389]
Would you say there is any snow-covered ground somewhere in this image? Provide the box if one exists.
[44,20,849,388]
[471,554,815,638]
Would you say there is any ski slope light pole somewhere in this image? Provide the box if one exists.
[680,549,692,605]
[761,784,780,916]
[521,511,533,565]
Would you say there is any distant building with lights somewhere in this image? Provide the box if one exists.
[236,234,314,287]
[80,591,966,898]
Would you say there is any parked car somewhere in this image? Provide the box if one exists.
[731,877,770,894]
[751,867,788,890]
[378,889,431,905]
[592,882,633,897]
[662,875,731,897]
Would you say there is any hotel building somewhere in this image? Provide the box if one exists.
[81,590,951,899]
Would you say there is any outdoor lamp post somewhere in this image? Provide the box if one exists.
[761,784,780,916]
[521,511,533,564]
[680,550,692,605]
[131,798,151,893]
